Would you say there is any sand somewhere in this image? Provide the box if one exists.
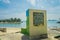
[0,28,21,35]
[0,28,23,40]
[0,28,60,40]
[48,28,60,40]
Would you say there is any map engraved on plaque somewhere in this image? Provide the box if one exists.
[33,12,44,26]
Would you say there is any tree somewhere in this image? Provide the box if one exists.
[0,18,21,23]
[17,18,21,22]
[0,20,1,22]
[10,18,14,22]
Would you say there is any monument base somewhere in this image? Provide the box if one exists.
[30,34,48,40]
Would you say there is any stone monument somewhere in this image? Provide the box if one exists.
[21,9,48,40]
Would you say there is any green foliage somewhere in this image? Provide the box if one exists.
[21,28,29,35]
[21,16,29,36]
[21,10,30,36]
[0,18,21,23]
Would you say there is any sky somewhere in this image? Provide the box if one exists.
[0,0,60,21]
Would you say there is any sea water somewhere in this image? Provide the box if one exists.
[0,21,26,28]
[47,20,60,28]
[0,21,60,28]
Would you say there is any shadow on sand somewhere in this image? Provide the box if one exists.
[21,34,48,40]
[21,35,29,40]
[21,35,41,40]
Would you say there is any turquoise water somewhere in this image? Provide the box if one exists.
[0,21,26,28]
[47,20,60,28]
[0,21,60,28]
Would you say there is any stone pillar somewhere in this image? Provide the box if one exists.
[27,9,48,40]
[21,9,48,40]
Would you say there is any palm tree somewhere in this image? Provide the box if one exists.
[10,18,14,22]
[0,18,21,23]
[13,18,17,22]
[0,20,1,22]
[17,18,21,22]
[2,20,6,23]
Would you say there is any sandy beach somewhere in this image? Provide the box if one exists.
[0,28,60,40]
[48,28,60,40]
[0,28,21,35]
[0,28,22,40]
[0,28,29,40]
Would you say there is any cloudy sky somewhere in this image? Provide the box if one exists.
[0,0,60,21]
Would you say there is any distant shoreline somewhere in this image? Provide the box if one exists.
[0,18,21,24]
[0,22,21,24]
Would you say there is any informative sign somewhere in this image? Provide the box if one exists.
[33,12,44,26]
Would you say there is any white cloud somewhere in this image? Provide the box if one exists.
[36,0,47,9]
[47,13,60,20]
[27,0,36,6]
[17,12,26,21]
[0,12,26,21]
[49,0,57,5]
[47,6,60,20]
[10,12,26,21]
[2,0,10,4]
[50,1,55,4]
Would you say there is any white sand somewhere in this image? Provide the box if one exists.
[0,28,21,35]
[0,28,24,40]
[0,28,60,40]
[48,28,60,40]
